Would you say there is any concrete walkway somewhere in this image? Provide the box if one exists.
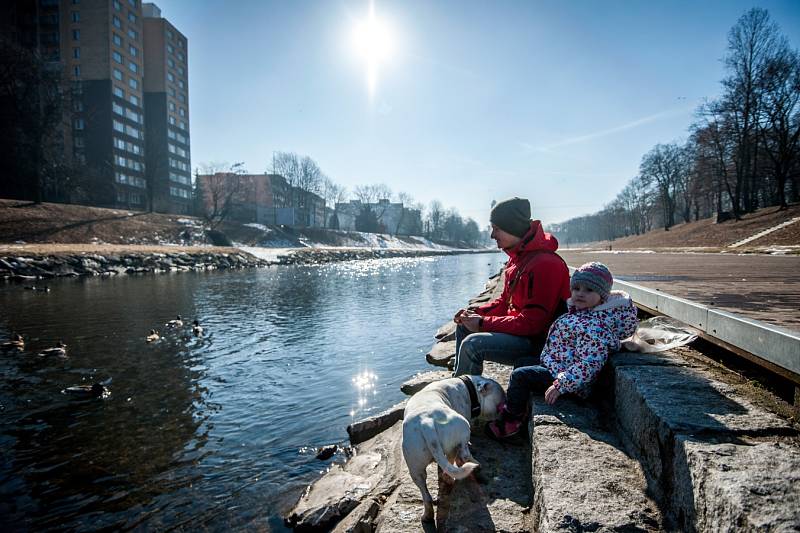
[559,251,800,331]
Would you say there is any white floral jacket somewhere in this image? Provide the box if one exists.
[541,290,638,397]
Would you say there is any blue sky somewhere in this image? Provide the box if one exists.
[153,0,800,227]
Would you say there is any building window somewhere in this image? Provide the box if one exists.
[73,65,81,77]
[113,33,122,46]
[167,29,174,40]
[74,136,85,148]
[178,39,184,48]
[125,108,140,123]
[168,102,175,112]
[72,29,80,40]
[113,0,122,10]
[180,120,187,131]
[168,115,176,125]
[178,80,184,89]
[178,93,185,103]
[177,52,184,62]
[113,120,125,132]
[129,45,137,57]
[128,61,138,73]
[167,86,175,96]
[129,193,142,204]
[113,15,122,28]
[117,190,127,203]
[170,186,190,199]
[128,11,137,24]
[125,124,141,139]
[113,51,123,63]
[112,102,124,115]
[71,11,80,22]
[113,85,125,98]
[129,94,139,106]
[167,72,174,82]
[73,118,85,130]
[179,107,186,117]
[73,47,80,59]
[127,28,138,41]
[113,68,123,81]
[167,44,174,54]
[128,78,138,90]
[170,172,190,185]
[177,66,184,76]
[72,99,83,112]
[167,58,174,68]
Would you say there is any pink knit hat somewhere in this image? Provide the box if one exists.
[571,262,613,299]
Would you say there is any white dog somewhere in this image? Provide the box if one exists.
[402,375,506,522]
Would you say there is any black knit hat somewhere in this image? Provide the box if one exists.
[490,197,531,238]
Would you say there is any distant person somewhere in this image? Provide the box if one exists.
[486,262,639,439]
[452,197,571,376]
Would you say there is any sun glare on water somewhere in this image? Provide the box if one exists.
[351,0,394,100]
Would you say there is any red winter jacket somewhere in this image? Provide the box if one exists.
[476,220,571,338]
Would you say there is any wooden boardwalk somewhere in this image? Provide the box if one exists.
[559,250,800,332]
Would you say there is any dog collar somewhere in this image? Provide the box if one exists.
[458,376,482,418]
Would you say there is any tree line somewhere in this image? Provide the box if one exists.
[196,152,488,247]
[548,8,799,245]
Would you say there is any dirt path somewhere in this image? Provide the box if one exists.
[559,250,800,332]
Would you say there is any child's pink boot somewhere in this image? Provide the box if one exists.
[486,402,525,440]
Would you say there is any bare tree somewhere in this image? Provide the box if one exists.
[722,8,784,213]
[427,199,444,239]
[197,161,246,228]
[639,143,688,230]
[757,43,800,208]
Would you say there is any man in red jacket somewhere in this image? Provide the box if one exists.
[453,197,571,376]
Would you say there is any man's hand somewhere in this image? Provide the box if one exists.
[459,312,482,332]
[453,308,467,324]
[544,384,561,405]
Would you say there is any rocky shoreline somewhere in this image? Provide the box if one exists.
[275,248,490,266]
[0,251,268,280]
[0,247,494,281]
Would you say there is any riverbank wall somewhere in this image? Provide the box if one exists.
[285,270,800,532]
[0,246,494,280]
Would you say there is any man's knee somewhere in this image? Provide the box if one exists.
[459,334,486,360]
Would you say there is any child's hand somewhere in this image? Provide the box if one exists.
[544,385,561,405]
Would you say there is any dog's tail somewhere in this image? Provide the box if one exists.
[420,420,478,480]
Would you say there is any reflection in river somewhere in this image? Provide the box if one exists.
[0,253,504,530]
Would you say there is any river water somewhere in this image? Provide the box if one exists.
[0,252,504,531]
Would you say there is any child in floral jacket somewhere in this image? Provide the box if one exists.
[487,262,639,439]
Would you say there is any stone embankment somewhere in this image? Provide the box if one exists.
[0,250,267,280]
[275,248,487,266]
[285,269,800,532]
[0,247,491,280]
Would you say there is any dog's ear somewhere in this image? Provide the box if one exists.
[476,380,490,396]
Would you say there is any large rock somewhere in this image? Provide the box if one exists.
[673,436,800,532]
[347,401,406,445]
[610,351,800,531]
[400,371,450,396]
[425,340,455,367]
[530,397,663,532]
[286,422,405,532]
[434,321,456,342]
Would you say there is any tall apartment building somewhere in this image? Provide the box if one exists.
[142,3,191,214]
[0,0,190,213]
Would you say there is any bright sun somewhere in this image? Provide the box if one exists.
[351,1,394,99]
